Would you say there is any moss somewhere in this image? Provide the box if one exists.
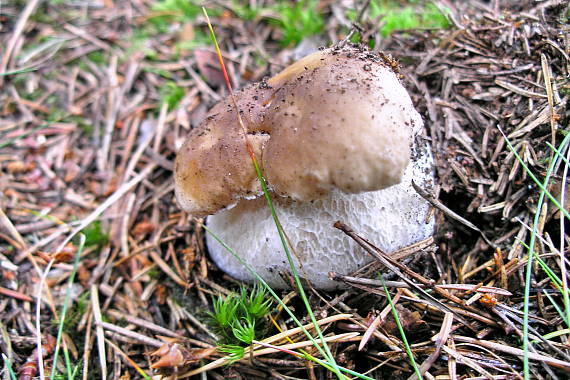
[349,0,451,37]
[270,0,325,46]
[160,81,185,111]
[80,221,109,247]
[149,0,212,32]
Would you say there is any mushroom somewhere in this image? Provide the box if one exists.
[174,44,434,289]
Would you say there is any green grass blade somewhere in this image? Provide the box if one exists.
[0,125,47,149]
[0,67,36,76]
[542,290,569,327]
[500,127,570,379]
[1,321,17,380]
[311,357,375,379]
[380,278,422,379]
[516,239,570,327]
[500,129,570,221]
[546,142,570,167]
[545,140,570,327]
[249,158,346,379]
[50,234,86,380]
[538,328,570,342]
[2,353,18,380]
[534,255,565,294]
[518,240,566,293]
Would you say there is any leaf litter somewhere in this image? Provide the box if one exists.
[0,0,569,378]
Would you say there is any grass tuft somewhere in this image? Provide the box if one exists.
[81,221,109,247]
[160,81,185,111]
[208,285,272,352]
[232,317,256,345]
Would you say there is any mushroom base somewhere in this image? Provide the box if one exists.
[206,139,435,290]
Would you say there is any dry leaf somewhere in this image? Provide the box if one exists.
[194,49,227,87]
[52,243,77,263]
[150,343,217,369]
[382,304,426,335]
[132,220,155,236]
[6,160,29,174]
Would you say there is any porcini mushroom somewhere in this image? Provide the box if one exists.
[175,44,434,289]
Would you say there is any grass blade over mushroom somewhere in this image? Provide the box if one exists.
[201,7,348,379]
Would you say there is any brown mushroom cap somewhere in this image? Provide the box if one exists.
[174,87,269,216]
[174,45,419,216]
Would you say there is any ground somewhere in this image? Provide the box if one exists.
[1,0,570,379]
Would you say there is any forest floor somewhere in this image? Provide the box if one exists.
[1,0,570,379]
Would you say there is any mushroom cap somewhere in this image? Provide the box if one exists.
[174,45,420,216]
[205,137,434,289]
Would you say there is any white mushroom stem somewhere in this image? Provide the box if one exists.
[206,138,434,290]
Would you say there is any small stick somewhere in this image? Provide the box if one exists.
[335,221,480,331]
[541,53,557,164]
[338,0,371,47]
[330,274,512,296]
[441,345,495,379]
[90,285,107,379]
[407,313,453,380]
[0,0,41,84]
[0,286,33,302]
[148,249,189,288]
[105,339,153,378]
[0,208,27,250]
[106,310,190,341]
[180,332,359,378]
[99,321,164,348]
[453,335,570,372]
[412,181,496,248]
